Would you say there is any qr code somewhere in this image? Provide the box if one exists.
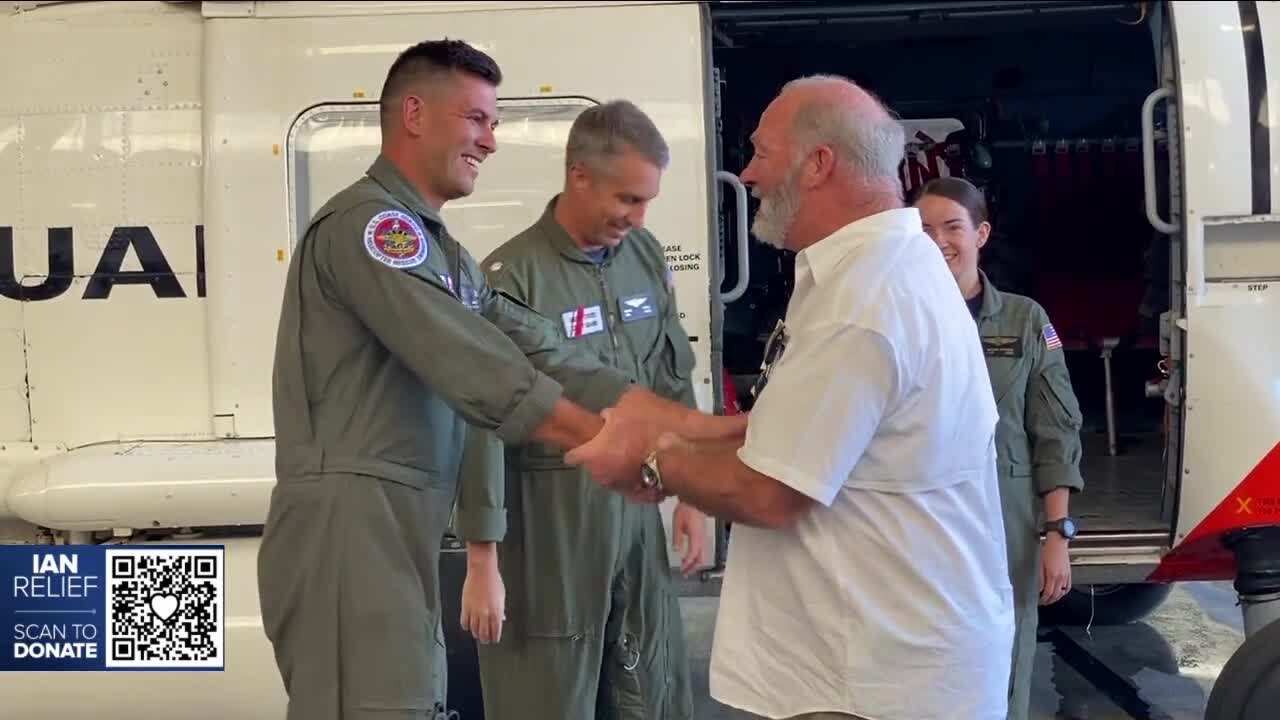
[103,547,224,669]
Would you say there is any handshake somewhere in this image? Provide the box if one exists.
[561,386,748,503]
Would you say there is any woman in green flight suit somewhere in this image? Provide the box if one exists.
[915,177,1086,720]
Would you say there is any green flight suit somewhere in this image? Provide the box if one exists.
[969,270,1085,720]
[261,157,634,720]
[454,196,698,720]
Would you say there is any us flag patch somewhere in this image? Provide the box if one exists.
[1042,323,1063,350]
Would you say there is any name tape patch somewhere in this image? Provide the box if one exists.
[562,305,605,338]
[981,335,1023,358]
[364,210,428,269]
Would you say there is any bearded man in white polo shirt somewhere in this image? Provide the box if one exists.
[567,74,1016,720]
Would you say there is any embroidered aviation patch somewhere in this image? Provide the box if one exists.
[562,305,605,338]
[364,210,428,269]
[619,293,656,323]
[1042,323,1063,351]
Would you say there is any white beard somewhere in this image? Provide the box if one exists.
[750,168,803,251]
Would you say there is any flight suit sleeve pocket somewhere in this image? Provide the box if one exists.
[1029,365,1085,495]
[1041,371,1084,428]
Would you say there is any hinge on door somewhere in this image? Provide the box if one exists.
[712,66,727,286]
[712,66,724,138]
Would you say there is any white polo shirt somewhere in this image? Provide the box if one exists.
[710,208,1015,720]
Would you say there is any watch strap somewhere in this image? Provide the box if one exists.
[1042,517,1075,538]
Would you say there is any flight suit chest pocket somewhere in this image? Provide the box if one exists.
[425,263,482,313]
[984,355,1027,410]
[408,254,456,294]
[616,292,658,324]
[559,303,608,340]
[457,276,481,312]
[557,302,614,367]
[982,334,1027,407]
[615,288,662,363]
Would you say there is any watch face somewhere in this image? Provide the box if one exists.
[1060,518,1077,538]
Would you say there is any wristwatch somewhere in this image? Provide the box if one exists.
[1042,516,1078,540]
[641,450,664,492]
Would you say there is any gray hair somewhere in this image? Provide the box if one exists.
[565,99,670,174]
[781,74,904,185]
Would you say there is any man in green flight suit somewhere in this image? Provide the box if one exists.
[454,100,707,720]
[915,177,1085,720]
[260,41,730,720]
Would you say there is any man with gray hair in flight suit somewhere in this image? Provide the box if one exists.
[455,99,707,720]
[260,40,730,720]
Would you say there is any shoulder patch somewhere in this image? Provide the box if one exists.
[489,261,503,273]
[363,209,428,269]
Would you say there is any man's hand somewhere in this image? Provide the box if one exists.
[461,543,506,644]
[564,408,650,493]
[1039,534,1072,606]
[671,502,708,576]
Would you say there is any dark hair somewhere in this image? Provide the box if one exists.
[918,176,988,227]
[379,39,502,124]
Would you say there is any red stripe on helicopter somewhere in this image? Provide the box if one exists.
[1147,439,1280,582]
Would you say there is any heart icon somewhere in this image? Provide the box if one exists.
[150,594,179,621]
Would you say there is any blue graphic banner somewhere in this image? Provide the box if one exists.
[0,544,225,671]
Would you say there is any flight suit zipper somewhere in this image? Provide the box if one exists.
[593,260,630,568]
[595,264,622,361]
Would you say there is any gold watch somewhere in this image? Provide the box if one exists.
[641,450,663,492]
